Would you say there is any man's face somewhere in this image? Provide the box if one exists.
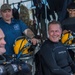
[48,24,62,42]
[0,29,6,55]
[1,9,12,22]
[67,9,75,17]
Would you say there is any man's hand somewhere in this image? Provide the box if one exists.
[31,38,38,45]
[5,64,19,75]
[24,29,41,45]
[63,30,71,34]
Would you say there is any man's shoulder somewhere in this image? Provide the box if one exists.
[12,18,21,22]
[12,19,27,25]
[62,18,70,24]
[41,39,52,46]
[12,19,26,25]
[40,39,54,51]
[62,17,75,25]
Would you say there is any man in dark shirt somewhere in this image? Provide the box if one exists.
[35,20,75,75]
[62,2,75,61]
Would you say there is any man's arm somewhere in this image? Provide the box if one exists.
[23,28,40,45]
[23,28,35,39]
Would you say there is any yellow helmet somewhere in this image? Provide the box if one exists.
[61,32,73,45]
[13,36,31,54]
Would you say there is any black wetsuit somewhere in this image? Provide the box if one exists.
[62,17,75,61]
[62,17,75,31]
[35,39,75,75]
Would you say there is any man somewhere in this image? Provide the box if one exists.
[0,4,38,56]
[0,28,6,55]
[62,2,75,61]
[35,20,75,75]
[0,28,7,75]
[0,29,31,75]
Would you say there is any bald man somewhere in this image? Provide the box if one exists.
[0,29,6,55]
[0,29,32,75]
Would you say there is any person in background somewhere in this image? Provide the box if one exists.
[35,20,75,75]
[62,2,75,61]
[0,4,38,58]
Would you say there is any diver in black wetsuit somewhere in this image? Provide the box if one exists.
[35,20,75,75]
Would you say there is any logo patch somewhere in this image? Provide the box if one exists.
[58,51,66,54]
[13,24,20,30]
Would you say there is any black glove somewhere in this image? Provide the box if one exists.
[0,55,6,64]
[12,60,32,73]
[0,65,7,75]
[11,60,32,74]
[5,64,19,75]
[20,62,32,73]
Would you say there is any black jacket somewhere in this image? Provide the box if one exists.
[62,17,75,32]
[35,39,75,75]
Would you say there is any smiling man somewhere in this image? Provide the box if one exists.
[0,28,6,55]
[48,21,62,42]
[35,20,75,75]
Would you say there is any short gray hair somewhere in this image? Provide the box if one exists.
[48,20,62,30]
